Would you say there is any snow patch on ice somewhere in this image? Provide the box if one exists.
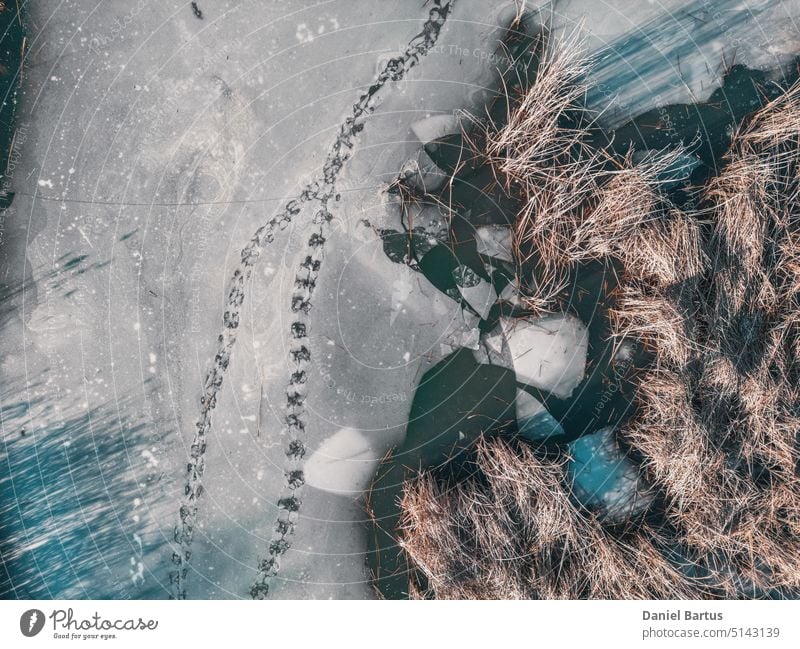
[304,427,383,496]
[410,113,461,144]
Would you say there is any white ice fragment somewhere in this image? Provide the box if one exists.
[459,328,481,350]
[499,278,523,306]
[515,388,548,420]
[400,148,449,193]
[453,265,496,320]
[484,329,506,356]
[410,113,460,145]
[475,225,513,262]
[515,389,564,441]
[474,321,513,369]
[500,314,588,399]
[304,427,382,496]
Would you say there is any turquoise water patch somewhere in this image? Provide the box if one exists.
[566,427,652,522]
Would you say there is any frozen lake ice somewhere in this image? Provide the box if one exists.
[2,0,799,600]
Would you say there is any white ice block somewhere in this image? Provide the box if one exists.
[500,313,589,398]
[304,427,383,496]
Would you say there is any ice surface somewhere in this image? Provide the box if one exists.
[3,0,799,600]
[453,265,497,319]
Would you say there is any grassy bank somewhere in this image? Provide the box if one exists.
[369,12,800,599]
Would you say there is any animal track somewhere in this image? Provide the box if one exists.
[170,0,457,600]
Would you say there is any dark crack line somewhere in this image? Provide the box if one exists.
[169,0,457,600]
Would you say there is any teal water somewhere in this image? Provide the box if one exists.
[0,390,164,599]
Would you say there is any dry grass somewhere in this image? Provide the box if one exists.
[377,33,800,599]
[399,439,706,599]
[474,26,601,311]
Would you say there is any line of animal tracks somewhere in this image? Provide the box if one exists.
[170,0,458,600]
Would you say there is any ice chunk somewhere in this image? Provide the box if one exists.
[406,201,449,243]
[445,309,481,352]
[515,389,564,441]
[410,113,461,144]
[399,148,449,192]
[473,321,513,368]
[304,427,382,496]
[475,225,513,262]
[484,328,507,358]
[500,314,588,398]
[567,427,654,523]
[458,327,481,350]
[498,277,523,307]
[453,265,497,320]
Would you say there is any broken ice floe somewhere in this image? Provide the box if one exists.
[500,314,589,399]
[515,389,564,441]
[473,320,513,367]
[452,265,497,320]
[399,148,450,193]
[442,308,482,354]
[406,201,450,244]
[475,225,513,262]
[498,277,523,307]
